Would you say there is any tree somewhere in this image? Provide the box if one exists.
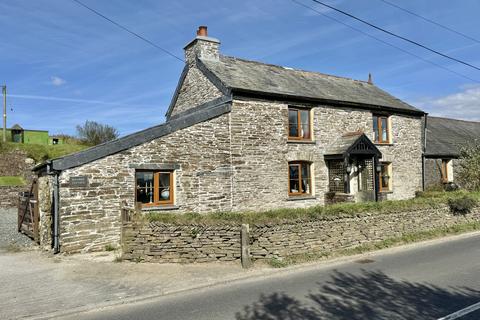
[76,120,119,146]
[456,140,480,191]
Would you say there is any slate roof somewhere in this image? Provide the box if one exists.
[200,56,424,115]
[325,132,381,158]
[34,98,232,171]
[426,116,480,158]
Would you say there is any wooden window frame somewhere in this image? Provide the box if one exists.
[373,115,391,144]
[441,159,449,183]
[135,171,174,207]
[379,162,392,192]
[288,107,312,141]
[288,161,312,196]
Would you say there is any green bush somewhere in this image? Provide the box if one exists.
[448,195,478,215]
[457,141,480,191]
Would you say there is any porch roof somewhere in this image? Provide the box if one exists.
[325,132,382,159]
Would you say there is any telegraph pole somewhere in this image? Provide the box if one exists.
[2,85,6,143]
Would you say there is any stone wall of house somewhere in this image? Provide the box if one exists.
[57,113,233,253]
[121,206,480,263]
[37,175,53,249]
[376,114,423,200]
[169,66,223,118]
[229,99,423,211]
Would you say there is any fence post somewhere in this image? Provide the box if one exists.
[241,223,252,269]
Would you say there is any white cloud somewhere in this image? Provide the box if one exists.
[50,76,66,86]
[416,85,480,121]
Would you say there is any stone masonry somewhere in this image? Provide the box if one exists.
[35,29,426,254]
[122,206,480,263]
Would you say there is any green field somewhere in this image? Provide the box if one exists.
[0,176,26,186]
[0,142,89,162]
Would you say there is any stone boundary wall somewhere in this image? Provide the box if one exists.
[0,186,27,208]
[122,222,241,263]
[121,206,480,263]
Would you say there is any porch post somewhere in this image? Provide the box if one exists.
[344,156,350,194]
[373,155,379,202]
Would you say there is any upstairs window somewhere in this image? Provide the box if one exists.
[288,162,312,195]
[288,107,311,140]
[135,171,174,206]
[373,115,391,144]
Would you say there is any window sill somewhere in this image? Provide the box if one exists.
[374,142,393,146]
[286,195,317,201]
[287,139,316,145]
[141,205,180,211]
[379,191,393,194]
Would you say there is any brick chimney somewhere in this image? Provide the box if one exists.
[184,26,220,65]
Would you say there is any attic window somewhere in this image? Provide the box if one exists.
[288,107,311,140]
[373,115,391,144]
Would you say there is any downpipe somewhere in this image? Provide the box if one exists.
[53,172,60,254]
[47,162,60,254]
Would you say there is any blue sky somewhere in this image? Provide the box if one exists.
[1,0,480,136]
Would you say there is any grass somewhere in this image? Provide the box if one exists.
[0,176,26,186]
[147,190,480,225]
[0,141,89,162]
[267,221,480,268]
[105,244,116,251]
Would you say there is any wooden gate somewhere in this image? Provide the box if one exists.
[18,179,39,243]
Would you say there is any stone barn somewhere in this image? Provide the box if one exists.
[33,26,426,254]
[424,116,480,189]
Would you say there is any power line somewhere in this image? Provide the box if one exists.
[308,0,480,72]
[70,0,184,62]
[379,0,480,44]
[291,0,479,83]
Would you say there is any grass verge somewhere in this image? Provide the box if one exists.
[0,176,26,186]
[267,221,480,268]
[0,142,89,162]
[147,191,480,225]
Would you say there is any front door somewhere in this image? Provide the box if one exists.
[357,158,375,202]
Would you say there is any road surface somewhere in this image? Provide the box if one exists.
[65,233,480,320]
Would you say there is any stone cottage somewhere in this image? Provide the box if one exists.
[33,26,426,253]
[425,116,480,188]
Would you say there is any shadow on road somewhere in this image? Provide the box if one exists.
[235,270,480,320]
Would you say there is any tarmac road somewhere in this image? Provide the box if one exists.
[66,232,480,320]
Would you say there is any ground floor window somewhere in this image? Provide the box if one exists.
[328,160,344,192]
[379,162,392,192]
[288,161,312,195]
[135,171,174,206]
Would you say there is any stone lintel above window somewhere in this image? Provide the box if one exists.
[129,163,180,170]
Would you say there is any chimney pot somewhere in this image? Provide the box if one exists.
[367,73,373,84]
[197,26,208,37]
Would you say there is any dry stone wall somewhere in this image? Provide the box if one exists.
[122,222,241,263]
[0,150,35,208]
[121,206,480,263]
[0,186,25,208]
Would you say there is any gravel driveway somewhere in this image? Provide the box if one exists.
[0,207,35,250]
